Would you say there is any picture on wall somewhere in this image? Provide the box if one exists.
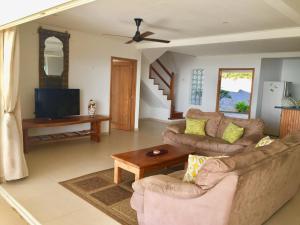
[190,69,204,105]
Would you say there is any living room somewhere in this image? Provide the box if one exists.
[1,1,300,225]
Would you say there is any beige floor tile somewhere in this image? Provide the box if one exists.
[0,196,27,225]
[44,204,120,225]
[1,120,300,225]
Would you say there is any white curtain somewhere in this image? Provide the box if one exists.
[0,27,28,182]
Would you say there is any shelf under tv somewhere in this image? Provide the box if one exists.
[22,115,111,153]
[27,129,95,144]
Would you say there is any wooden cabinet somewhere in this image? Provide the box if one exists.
[280,109,300,138]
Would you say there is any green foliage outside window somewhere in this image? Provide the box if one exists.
[220,90,232,100]
[235,101,250,113]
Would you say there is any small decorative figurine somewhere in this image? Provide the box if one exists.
[88,99,96,117]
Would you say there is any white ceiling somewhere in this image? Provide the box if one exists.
[37,0,300,55]
[170,37,300,56]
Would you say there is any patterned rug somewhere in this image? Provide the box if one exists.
[60,166,183,225]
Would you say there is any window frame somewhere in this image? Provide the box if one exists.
[215,68,255,119]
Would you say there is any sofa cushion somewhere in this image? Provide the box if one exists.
[216,117,264,145]
[133,175,207,199]
[186,108,224,137]
[194,136,244,154]
[222,122,244,144]
[163,130,245,154]
[195,140,288,189]
[281,130,300,147]
[185,118,207,136]
[168,170,186,180]
[166,121,186,134]
[164,130,204,147]
[203,140,288,172]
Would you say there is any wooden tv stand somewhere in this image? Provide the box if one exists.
[22,115,110,153]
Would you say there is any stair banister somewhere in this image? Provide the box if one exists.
[150,65,170,88]
[148,59,183,120]
[169,72,175,116]
[156,59,173,78]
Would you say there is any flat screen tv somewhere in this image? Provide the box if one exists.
[35,88,80,119]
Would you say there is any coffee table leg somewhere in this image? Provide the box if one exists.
[184,161,189,170]
[114,162,122,184]
[135,169,144,181]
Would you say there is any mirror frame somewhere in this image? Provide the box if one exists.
[39,27,70,88]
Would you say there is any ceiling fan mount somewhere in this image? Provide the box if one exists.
[125,18,170,44]
[132,18,143,42]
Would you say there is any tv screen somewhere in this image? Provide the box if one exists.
[35,88,80,119]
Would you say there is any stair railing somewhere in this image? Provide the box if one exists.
[149,59,175,117]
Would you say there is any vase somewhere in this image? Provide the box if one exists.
[88,99,96,117]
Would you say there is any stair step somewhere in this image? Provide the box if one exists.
[154,85,169,96]
[169,111,184,120]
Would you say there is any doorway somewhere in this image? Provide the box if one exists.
[216,68,255,119]
[110,57,137,131]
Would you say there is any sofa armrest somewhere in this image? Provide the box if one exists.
[132,175,206,199]
[133,174,239,225]
[166,121,186,134]
[235,133,263,146]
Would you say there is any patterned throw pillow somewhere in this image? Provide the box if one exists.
[185,118,207,136]
[256,136,274,148]
[222,122,244,144]
[183,155,209,183]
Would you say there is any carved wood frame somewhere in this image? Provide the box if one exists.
[38,27,70,88]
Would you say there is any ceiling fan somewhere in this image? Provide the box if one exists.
[103,18,170,44]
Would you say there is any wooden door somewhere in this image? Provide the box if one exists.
[110,57,137,131]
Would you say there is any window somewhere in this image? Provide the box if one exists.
[216,68,254,119]
[190,68,204,105]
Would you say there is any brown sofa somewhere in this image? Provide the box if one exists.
[163,108,264,156]
[131,131,300,225]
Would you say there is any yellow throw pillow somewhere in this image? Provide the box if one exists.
[256,136,274,148]
[183,155,229,183]
[183,155,209,183]
[222,122,244,144]
[185,118,206,136]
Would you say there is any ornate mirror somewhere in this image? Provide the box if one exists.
[39,28,70,88]
[44,36,64,76]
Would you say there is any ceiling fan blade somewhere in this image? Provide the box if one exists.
[140,31,154,38]
[125,39,134,44]
[142,38,170,43]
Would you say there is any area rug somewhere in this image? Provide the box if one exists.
[60,166,183,225]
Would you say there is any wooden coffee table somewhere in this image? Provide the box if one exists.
[111,144,194,184]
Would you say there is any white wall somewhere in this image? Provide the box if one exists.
[19,21,141,134]
[171,53,262,118]
[281,58,300,83]
[281,58,300,99]
[139,52,171,121]
[139,51,300,121]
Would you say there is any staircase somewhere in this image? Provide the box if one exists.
[149,59,184,120]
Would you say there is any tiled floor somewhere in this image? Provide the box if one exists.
[1,120,299,225]
[0,196,27,225]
